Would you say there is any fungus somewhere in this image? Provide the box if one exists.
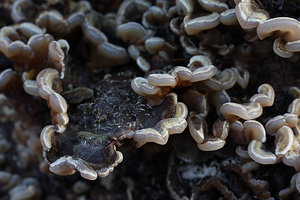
[170,17,184,36]
[272,38,293,58]
[235,1,269,29]
[183,12,220,35]
[197,138,226,151]
[296,172,300,193]
[188,55,212,67]
[169,66,193,81]
[221,84,274,122]
[288,98,300,117]
[145,37,166,53]
[180,35,200,55]
[40,125,56,151]
[49,156,76,176]
[242,161,260,173]
[17,22,44,39]
[96,42,130,69]
[36,68,68,132]
[198,0,228,13]
[230,121,248,145]
[42,76,188,179]
[83,25,108,45]
[188,110,229,151]
[220,9,238,26]
[213,119,229,140]
[188,113,205,144]
[0,23,69,85]
[36,11,69,35]
[66,156,98,180]
[147,74,177,87]
[196,118,229,151]
[248,140,278,164]
[67,12,85,31]
[282,134,300,169]
[290,87,300,98]
[36,68,60,99]
[11,0,35,23]
[265,114,298,135]
[23,80,39,97]
[243,120,266,142]
[136,56,151,72]
[124,34,176,72]
[188,55,218,82]
[1,0,300,197]
[9,178,41,200]
[235,145,250,159]
[202,68,237,91]
[176,0,193,15]
[190,65,218,82]
[48,40,69,77]
[231,67,249,89]
[285,40,300,52]
[249,83,275,107]
[48,93,68,113]
[257,17,300,42]
[142,6,168,28]
[116,0,150,26]
[119,93,188,147]
[275,126,294,157]
[0,69,20,92]
[220,102,262,122]
[131,77,160,96]
[117,22,148,44]
[131,55,219,105]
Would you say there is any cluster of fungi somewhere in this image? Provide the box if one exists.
[0,0,300,199]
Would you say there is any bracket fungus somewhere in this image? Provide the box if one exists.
[234,1,300,57]
[275,126,294,157]
[131,55,220,105]
[176,0,238,36]
[198,0,228,13]
[235,0,269,29]
[39,74,188,179]
[1,0,300,198]
[221,84,274,122]
[185,91,229,151]
[183,12,221,35]
[248,140,278,165]
[265,114,298,135]
[36,68,67,132]
[196,118,229,151]
[257,17,300,42]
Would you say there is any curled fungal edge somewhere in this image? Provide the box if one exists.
[257,17,300,42]
[36,68,68,132]
[248,140,278,165]
[119,93,188,147]
[234,2,300,57]
[235,1,269,29]
[131,55,218,105]
[265,114,298,135]
[249,83,275,107]
[220,102,262,122]
[183,12,220,35]
[220,83,274,122]
[197,119,229,151]
[41,76,189,179]
[49,153,124,180]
